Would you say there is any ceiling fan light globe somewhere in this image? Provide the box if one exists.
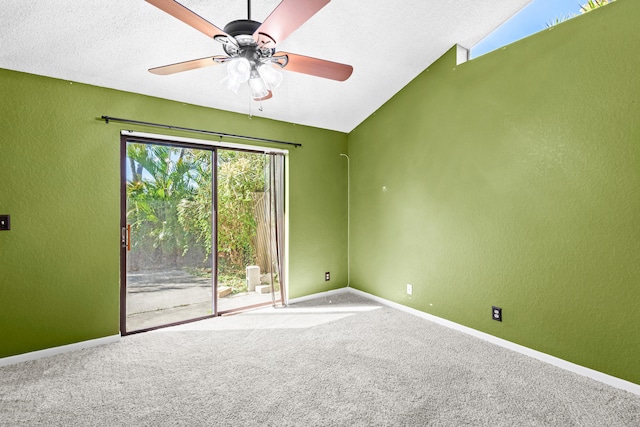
[258,64,283,90]
[249,76,269,99]
[220,74,243,94]
[226,58,251,82]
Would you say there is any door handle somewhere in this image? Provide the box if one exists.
[121,225,131,250]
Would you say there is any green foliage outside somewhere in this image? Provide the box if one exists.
[546,0,616,27]
[127,144,199,268]
[580,0,615,13]
[126,144,267,292]
[218,151,266,272]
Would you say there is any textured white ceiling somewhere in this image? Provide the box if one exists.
[0,0,531,132]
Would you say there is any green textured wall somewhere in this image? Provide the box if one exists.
[0,71,347,358]
[348,1,640,385]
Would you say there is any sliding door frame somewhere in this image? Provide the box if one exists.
[119,132,288,335]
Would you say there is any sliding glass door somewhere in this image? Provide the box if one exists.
[122,142,214,332]
[120,136,285,333]
[215,150,285,312]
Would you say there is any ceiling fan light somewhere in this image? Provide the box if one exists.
[249,76,269,100]
[221,58,251,94]
[220,74,243,94]
[227,58,251,81]
[257,63,283,90]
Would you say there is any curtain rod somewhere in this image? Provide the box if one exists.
[101,116,302,148]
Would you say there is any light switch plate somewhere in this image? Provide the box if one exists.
[0,215,10,231]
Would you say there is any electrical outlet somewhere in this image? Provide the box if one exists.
[325,272,330,281]
[406,284,413,295]
[492,306,502,322]
[0,215,10,231]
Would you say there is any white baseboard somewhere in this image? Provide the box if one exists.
[288,287,350,305]
[4,287,637,397]
[345,287,640,396]
[0,334,121,367]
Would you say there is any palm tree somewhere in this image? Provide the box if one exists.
[127,144,201,268]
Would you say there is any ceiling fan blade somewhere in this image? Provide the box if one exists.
[275,52,353,81]
[145,0,229,39]
[149,56,228,75]
[254,0,331,48]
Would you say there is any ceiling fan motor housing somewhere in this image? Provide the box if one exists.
[223,19,261,37]
[221,19,275,62]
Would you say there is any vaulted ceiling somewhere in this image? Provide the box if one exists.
[1,0,531,132]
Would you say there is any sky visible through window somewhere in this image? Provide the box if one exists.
[471,0,588,59]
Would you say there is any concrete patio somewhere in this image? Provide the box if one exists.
[125,269,282,331]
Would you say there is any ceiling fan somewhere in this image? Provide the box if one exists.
[145,0,353,101]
